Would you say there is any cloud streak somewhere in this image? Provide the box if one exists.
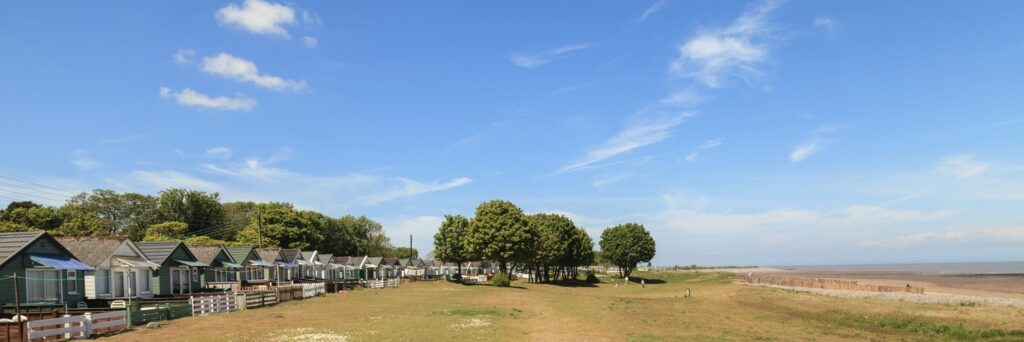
[560,114,689,173]
[359,177,473,206]
[637,0,667,23]
[509,44,591,69]
[160,86,257,111]
[201,53,308,92]
[937,154,990,179]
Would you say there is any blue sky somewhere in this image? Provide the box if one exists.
[2,0,1023,266]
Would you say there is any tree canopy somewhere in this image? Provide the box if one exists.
[599,223,656,278]
[433,214,470,275]
[464,200,535,277]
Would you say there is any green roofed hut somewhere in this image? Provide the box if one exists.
[136,241,207,296]
[1,231,92,308]
[226,246,271,286]
[257,248,294,285]
[188,245,241,290]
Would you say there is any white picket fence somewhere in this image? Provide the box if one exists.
[302,282,326,298]
[191,293,239,316]
[365,279,400,289]
[26,311,127,340]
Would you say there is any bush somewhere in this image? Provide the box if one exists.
[492,272,510,287]
[584,270,600,283]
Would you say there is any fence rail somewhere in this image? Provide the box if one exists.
[241,291,279,309]
[24,311,126,340]
[739,274,925,294]
[190,294,238,316]
[302,283,326,298]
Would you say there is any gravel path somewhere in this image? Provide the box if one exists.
[743,282,1024,308]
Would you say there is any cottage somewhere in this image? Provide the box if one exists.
[57,236,159,301]
[0,232,92,306]
[318,253,337,280]
[348,256,372,280]
[335,256,361,280]
[257,248,294,284]
[382,257,401,279]
[136,241,208,296]
[281,249,308,280]
[226,246,271,284]
[400,258,425,279]
[188,245,241,289]
[300,251,323,279]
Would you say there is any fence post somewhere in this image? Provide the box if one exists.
[83,312,93,338]
[62,314,71,339]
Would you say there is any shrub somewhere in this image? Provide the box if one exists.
[585,270,600,283]
[492,272,511,287]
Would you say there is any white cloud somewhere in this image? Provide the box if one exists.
[592,174,629,189]
[301,10,322,26]
[160,86,257,111]
[203,158,291,180]
[132,170,224,192]
[560,113,690,173]
[813,16,838,37]
[981,227,1024,241]
[173,49,196,64]
[509,44,591,69]
[359,177,473,206]
[301,36,318,48]
[637,0,666,23]
[686,138,724,163]
[670,0,780,87]
[216,0,295,38]
[648,204,959,235]
[205,147,233,159]
[200,53,308,92]
[660,89,704,107]
[937,154,990,179]
[790,138,829,163]
[381,215,444,251]
[72,158,100,170]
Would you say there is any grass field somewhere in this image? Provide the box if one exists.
[102,272,1024,341]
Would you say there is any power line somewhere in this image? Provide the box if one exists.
[0,175,80,196]
[0,179,79,199]
[0,185,69,204]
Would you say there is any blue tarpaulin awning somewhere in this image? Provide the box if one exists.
[29,254,94,271]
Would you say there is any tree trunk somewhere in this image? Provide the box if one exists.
[499,260,507,275]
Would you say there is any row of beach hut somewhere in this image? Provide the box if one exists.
[0,231,493,309]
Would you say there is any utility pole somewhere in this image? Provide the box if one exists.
[409,234,413,259]
[256,207,264,249]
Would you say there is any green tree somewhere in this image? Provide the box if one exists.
[393,247,418,259]
[0,220,36,233]
[465,200,535,279]
[52,205,114,237]
[155,189,226,237]
[0,203,62,230]
[433,215,469,276]
[66,190,158,239]
[184,235,228,246]
[599,223,656,278]
[527,213,575,282]
[143,221,188,241]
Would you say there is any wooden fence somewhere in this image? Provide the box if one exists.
[364,279,400,289]
[739,274,925,294]
[276,284,304,302]
[24,311,126,340]
[190,294,238,316]
[240,291,278,309]
[302,283,326,298]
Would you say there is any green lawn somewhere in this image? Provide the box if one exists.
[101,272,1024,341]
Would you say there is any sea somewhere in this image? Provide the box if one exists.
[776,262,1024,275]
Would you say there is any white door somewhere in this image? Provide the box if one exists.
[113,271,125,297]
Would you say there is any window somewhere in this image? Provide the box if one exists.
[191,268,198,282]
[67,270,78,294]
[113,271,125,297]
[25,269,60,303]
[96,270,110,295]
[139,270,151,292]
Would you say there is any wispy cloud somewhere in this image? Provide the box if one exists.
[670,0,780,87]
[790,125,842,163]
[216,0,296,38]
[510,44,592,69]
[592,174,630,189]
[205,147,233,159]
[301,36,318,48]
[560,114,690,173]
[200,53,308,92]
[637,0,667,23]
[686,138,724,162]
[859,231,968,247]
[359,177,473,206]
[173,49,196,65]
[132,170,224,192]
[937,154,990,179]
[160,86,257,111]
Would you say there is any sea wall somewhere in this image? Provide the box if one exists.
[739,274,925,294]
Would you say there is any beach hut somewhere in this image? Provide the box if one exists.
[257,248,294,284]
[227,246,272,285]
[365,257,384,280]
[56,236,159,301]
[300,251,323,279]
[136,241,208,296]
[281,249,304,279]
[0,232,92,306]
[188,245,241,289]
[400,258,425,279]
[383,257,401,279]
[318,253,336,280]
[424,259,442,279]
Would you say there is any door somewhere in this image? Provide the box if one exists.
[171,268,190,294]
[113,271,125,297]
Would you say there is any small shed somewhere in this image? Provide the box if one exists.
[227,246,271,284]
[0,232,92,306]
[136,241,208,296]
[188,245,241,288]
[57,236,159,300]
